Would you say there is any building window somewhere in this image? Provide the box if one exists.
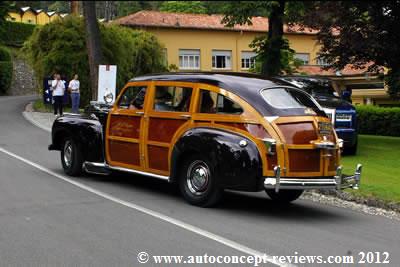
[11,17,16,21]
[316,55,329,66]
[241,51,256,69]
[162,48,168,66]
[212,50,232,69]
[179,49,200,70]
[294,53,310,65]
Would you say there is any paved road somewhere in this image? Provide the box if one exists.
[0,96,399,266]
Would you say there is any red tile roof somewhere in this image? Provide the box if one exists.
[297,63,381,77]
[114,10,318,34]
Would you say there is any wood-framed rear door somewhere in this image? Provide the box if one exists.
[143,81,196,176]
[105,82,149,170]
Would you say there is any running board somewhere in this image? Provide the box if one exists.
[83,161,170,181]
[83,162,112,175]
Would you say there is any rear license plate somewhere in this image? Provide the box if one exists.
[318,121,333,135]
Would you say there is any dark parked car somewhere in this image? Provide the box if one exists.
[48,73,362,207]
[276,76,358,154]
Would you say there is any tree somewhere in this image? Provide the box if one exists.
[222,1,303,76]
[299,1,400,98]
[48,1,70,13]
[23,16,166,105]
[71,1,79,15]
[83,1,103,101]
[159,1,207,14]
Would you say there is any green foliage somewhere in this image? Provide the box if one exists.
[23,16,166,106]
[299,2,400,98]
[0,45,12,61]
[249,36,302,75]
[0,21,36,47]
[0,61,13,95]
[48,1,70,13]
[356,105,400,137]
[160,1,207,14]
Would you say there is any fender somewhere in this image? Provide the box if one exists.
[171,127,263,192]
[48,115,105,163]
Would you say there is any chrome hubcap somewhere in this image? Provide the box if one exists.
[63,141,72,168]
[187,160,210,195]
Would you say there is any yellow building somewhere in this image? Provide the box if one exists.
[116,11,396,106]
[6,7,64,25]
[35,10,50,25]
[7,11,22,22]
[48,12,61,22]
[20,7,37,24]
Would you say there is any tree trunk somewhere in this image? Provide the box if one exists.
[71,1,79,15]
[261,0,285,76]
[83,1,103,101]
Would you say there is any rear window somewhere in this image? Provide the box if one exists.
[260,88,324,116]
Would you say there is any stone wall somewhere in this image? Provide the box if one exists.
[9,58,38,96]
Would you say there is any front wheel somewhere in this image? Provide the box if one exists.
[265,189,303,203]
[179,155,222,207]
[61,137,83,176]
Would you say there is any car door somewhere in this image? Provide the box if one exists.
[144,82,194,176]
[105,82,148,170]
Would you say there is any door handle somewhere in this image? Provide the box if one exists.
[180,114,191,119]
[135,111,144,116]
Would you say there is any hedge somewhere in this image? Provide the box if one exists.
[0,45,11,61]
[0,61,13,95]
[0,21,36,47]
[356,105,400,137]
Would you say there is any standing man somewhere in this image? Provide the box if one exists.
[51,73,65,117]
[68,74,80,114]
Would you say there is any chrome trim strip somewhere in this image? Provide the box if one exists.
[109,165,170,181]
[83,161,170,181]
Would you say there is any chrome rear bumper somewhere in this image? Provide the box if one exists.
[264,164,362,192]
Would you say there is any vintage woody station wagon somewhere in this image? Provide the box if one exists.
[49,73,362,207]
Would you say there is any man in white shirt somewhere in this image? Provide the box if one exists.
[51,73,65,116]
[68,74,80,114]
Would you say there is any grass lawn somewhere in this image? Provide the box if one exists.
[342,135,400,204]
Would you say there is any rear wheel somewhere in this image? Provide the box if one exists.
[61,137,83,176]
[265,189,304,203]
[179,155,222,207]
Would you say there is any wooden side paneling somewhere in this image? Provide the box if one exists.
[288,149,320,173]
[278,122,318,144]
[108,140,140,166]
[147,145,169,171]
[108,115,141,139]
[148,118,186,143]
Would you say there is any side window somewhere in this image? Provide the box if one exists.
[199,89,243,114]
[118,86,147,110]
[154,86,192,112]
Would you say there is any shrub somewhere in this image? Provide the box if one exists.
[23,16,167,106]
[356,105,400,137]
[0,21,36,47]
[0,61,13,95]
[0,45,11,61]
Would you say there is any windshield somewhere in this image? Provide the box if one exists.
[283,78,336,97]
[260,87,325,116]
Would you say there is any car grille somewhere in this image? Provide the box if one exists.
[336,113,352,122]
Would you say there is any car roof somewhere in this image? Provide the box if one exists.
[131,72,295,116]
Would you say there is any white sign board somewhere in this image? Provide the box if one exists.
[97,65,117,103]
